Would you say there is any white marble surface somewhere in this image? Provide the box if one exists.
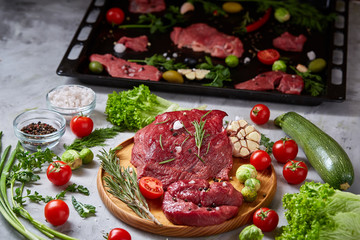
[0,0,359,239]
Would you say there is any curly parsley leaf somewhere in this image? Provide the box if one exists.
[290,66,325,96]
[197,56,232,87]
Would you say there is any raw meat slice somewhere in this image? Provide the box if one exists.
[129,0,166,13]
[277,74,304,95]
[234,71,304,95]
[89,54,161,81]
[162,179,243,226]
[117,35,148,52]
[234,71,283,91]
[131,109,233,189]
[170,23,244,58]
[273,32,307,52]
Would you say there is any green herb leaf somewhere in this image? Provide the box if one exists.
[71,196,96,218]
[260,134,274,154]
[290,66,325,96]
[197,57,232,87]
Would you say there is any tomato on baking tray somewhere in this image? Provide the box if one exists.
[139,176,164,199]
[257,49,280,65]
[106,7,125,25]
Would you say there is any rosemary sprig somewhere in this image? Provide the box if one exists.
[159,158,176,165]
[159,134,164,150]
[98,147,161,225]
[192,111,212,161]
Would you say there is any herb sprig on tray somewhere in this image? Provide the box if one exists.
[197,56,232,87]
[128,54,187,71]
[119,6,184,34]
[98,147,162,225]
[290,66,325,96]
[234,0,336,32]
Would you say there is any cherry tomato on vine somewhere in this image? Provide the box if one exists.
[44,199,69,226]
[250,150,271,171]
[283,160,308,185]
[106,8,125,25]
[139,176,164,199]
[253,207,279,232]
[70,115,94,138]
[257,49,280,65]
[250,104,270,125]
[46,161,72,186]
[272,137,299,163]
[108,228,131,240]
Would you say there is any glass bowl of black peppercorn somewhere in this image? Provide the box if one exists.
[13,109,66,151]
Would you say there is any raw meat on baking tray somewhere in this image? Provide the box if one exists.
[162,179,243,226]
[273,32,307,52]
[235,71,304,95]
[89,54,161,81]
[131,109,233,189]
[117,35,149,52]
[129,0,166,13]
[170,23,244,58]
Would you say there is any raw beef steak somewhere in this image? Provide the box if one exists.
[129,0,165,13]
[273,32,307,52]
[89,54,161,81]
[170,23,244,58]
[131,109,233,189]
[162,179,243,226]
[117,35,148,52]
[234,71,304,95]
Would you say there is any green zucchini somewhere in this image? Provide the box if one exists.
[274,112,354,190]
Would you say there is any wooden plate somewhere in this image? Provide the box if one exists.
[97,138,277,237]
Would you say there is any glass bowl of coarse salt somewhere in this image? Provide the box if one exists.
[46,85,96,121]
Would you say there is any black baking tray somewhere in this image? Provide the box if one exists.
[57,0,348,105]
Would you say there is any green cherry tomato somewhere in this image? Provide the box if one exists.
[89,61,103,74]
[225,55,239,68]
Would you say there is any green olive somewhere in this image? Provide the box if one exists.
[222,2,243,13]
[308,58,327,73]
[89,61,103,74]
[162,70,184,84]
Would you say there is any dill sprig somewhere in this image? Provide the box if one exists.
[98,147,161,225]
[64,126,122,151]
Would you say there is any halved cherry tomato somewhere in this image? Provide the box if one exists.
[106,8,125,25]
[283,160,308,185]
[139,177,164,199]
[246,8,272,32]
[253,207,279,232]
[272,137,298,163]
[250,104,270,125]
[257,49,280,65]
[108,228,131,240]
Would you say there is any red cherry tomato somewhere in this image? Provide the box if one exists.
[272,137,299,163]
[46,161,72,186]
[250,150,272,171]
[253,207,279,232]
[257,49,280,65]
[108,228,131,240]
[106,8,125,25]
[44,199,69,226]
[70,115,94,138]
[283,160,308,184]
[250,104,270,125]
[139,177,164,199]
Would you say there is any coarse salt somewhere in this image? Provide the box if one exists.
[48,85,94,108]
[114,43,126,53]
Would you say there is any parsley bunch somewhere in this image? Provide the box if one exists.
[197,56,232,87]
